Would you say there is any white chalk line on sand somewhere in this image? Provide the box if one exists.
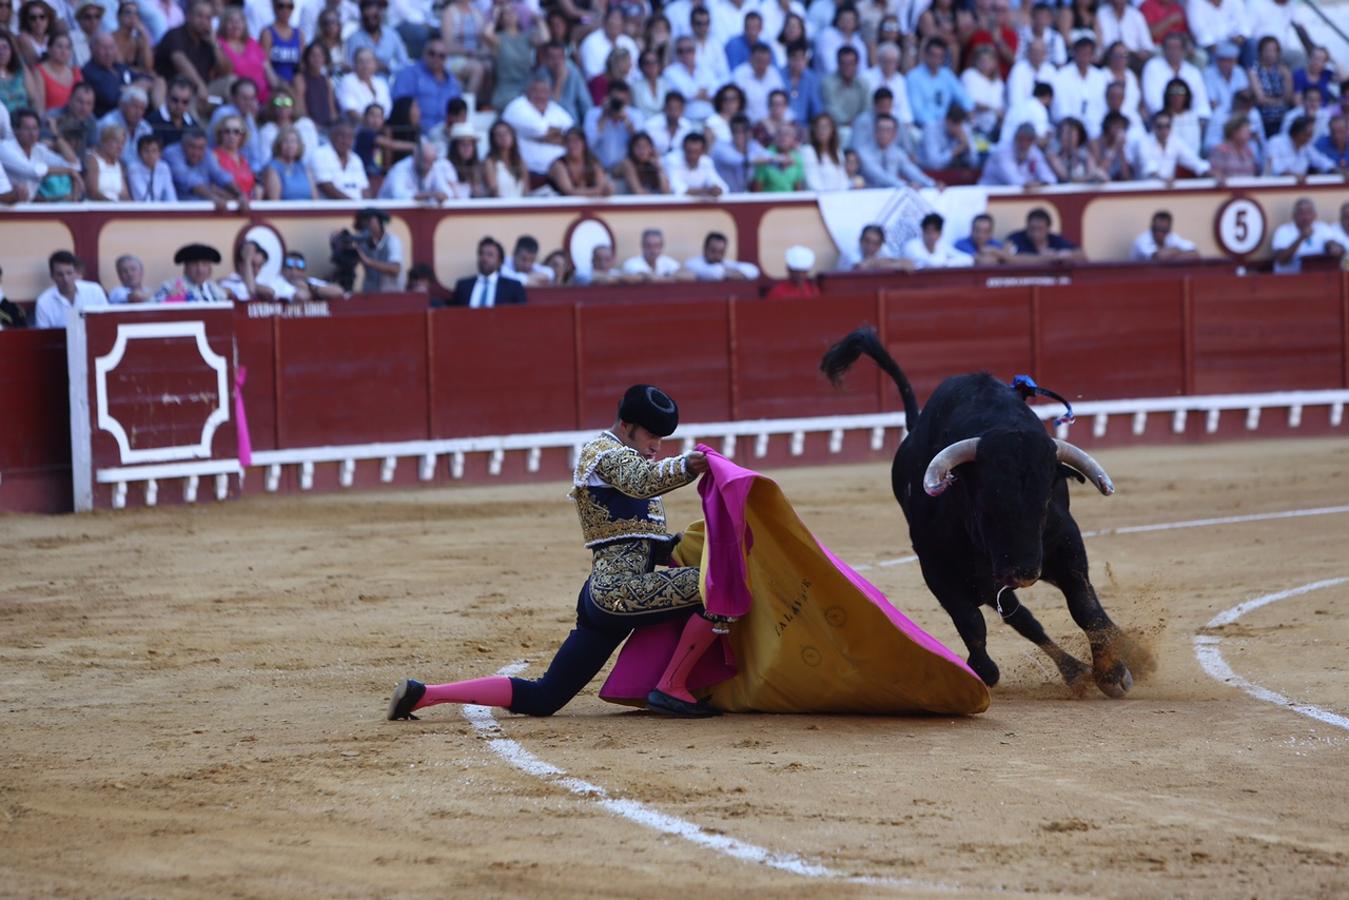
[460,503,1349,890]
[852,504,1349,571]
[460,663,965,894]
[1193,577,1349,732]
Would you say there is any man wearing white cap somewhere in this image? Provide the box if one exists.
[765,245,818,299]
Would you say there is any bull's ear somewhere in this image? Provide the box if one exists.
[1058,463,1086,485]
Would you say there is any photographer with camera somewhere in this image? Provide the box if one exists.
[331,207,404,294]
[583,80,640,173]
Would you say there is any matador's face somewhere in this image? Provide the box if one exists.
[618,423,662,459]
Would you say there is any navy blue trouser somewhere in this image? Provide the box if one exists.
[508,584,696,717]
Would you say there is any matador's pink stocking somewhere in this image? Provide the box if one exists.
[654,613,719,703]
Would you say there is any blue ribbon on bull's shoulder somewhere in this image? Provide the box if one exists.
[1010,374,1076,427]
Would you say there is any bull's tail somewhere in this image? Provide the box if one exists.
[819,327,919,431]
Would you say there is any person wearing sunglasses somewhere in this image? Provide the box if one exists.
[70,0,108,68]
[279,251,346,302]
[390,37,461,134]
[16,0,52,69]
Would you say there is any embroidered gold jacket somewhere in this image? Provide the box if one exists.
[570,431,696,548]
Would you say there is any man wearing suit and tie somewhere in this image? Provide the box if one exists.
[450,236,528,307]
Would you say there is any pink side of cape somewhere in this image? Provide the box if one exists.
[597,446,978,703]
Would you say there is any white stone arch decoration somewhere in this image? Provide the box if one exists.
[94,321,230,464]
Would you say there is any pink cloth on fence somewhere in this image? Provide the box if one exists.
[234,365,252,467]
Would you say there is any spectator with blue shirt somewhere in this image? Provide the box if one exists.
[164,126,241,206]
[390,39,461,134]
[907,38,970,128]
[347,0,409,75]
[724,11,763,72]
[781,40,823,124]
[954,214,1014,265]
[126,133,176,201]
[1315,114,1349,170]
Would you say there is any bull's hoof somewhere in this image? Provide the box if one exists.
[1056,656,1092,697]
[969,654,1000,687]
[1094,662,1134,699]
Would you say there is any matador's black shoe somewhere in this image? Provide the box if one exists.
[387,678,426,721]
[647,689,722,718]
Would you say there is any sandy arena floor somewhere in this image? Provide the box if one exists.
[2,437,1347,899]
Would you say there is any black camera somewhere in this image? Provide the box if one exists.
[329,228,370,291]
[608,96,624,114]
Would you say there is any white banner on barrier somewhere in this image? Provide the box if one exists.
[817,186,989,261]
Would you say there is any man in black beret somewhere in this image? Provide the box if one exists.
[389,385,727,720]
[154,243,228,303]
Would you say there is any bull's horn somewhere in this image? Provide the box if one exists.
[1054,440,1115,496]
[923,438,981,496]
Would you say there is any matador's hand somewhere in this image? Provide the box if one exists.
[686,451,709,475]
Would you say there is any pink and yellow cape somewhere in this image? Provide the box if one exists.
[599,447,991,715]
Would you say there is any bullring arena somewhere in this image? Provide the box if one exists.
[5,183,1349,898]
[3,435,1348,897]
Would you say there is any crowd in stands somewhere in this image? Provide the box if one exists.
[0,0,1345,204]
[5,193,1341,329]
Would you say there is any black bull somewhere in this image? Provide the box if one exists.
[820,328,1134,698]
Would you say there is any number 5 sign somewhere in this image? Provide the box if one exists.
[1214,197,1267,258]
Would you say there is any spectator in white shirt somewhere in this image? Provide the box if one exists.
[502,75,574,175]
[1141,33,1212,118]
[1054,37,1110,128]
[1007,38,1057,109]
[836,223,910,271]
[109,254,151,304]
[733,42,786,122]
[1017,4,1066,66]
[689,6,731,84]
[801,111,850,190]
[1204,41,1250,118]
[960,45,1005,139]
[501,235,555,286]
[1265,115,1335,175]
[664,36,720,121]
[580,7,641,80]
[642,90,696,155]
[980,122,1059,185]
[1130,210,1200,260]
[312,120,371,199]
[1188,0,1251,59]
[1326,200,1349,254]
[622,228,684,280]
[338,47,393,117]
[34,250,109,329]
[814,4,867,74]
[574,244,621,285]
[902,213,973,268]
[1096,0,1154,65]
[378,137,463,201]
[684,230,761,280]
[861,42,915,129]
[1136,111,1210,178]
[667,131,729,196]
[1,108,83,198]
[1278,89,1330,141]
[1000,81,1055,147]
[1246,0,1312,64]
[1270,197,1343,273]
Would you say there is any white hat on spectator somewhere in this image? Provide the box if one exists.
[785,245,815,273]
[448,122,477,141]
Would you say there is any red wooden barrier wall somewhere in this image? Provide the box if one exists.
[3,269,1347,513]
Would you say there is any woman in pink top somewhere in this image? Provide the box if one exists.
[37,32,80,111]
[217,6,277,103]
